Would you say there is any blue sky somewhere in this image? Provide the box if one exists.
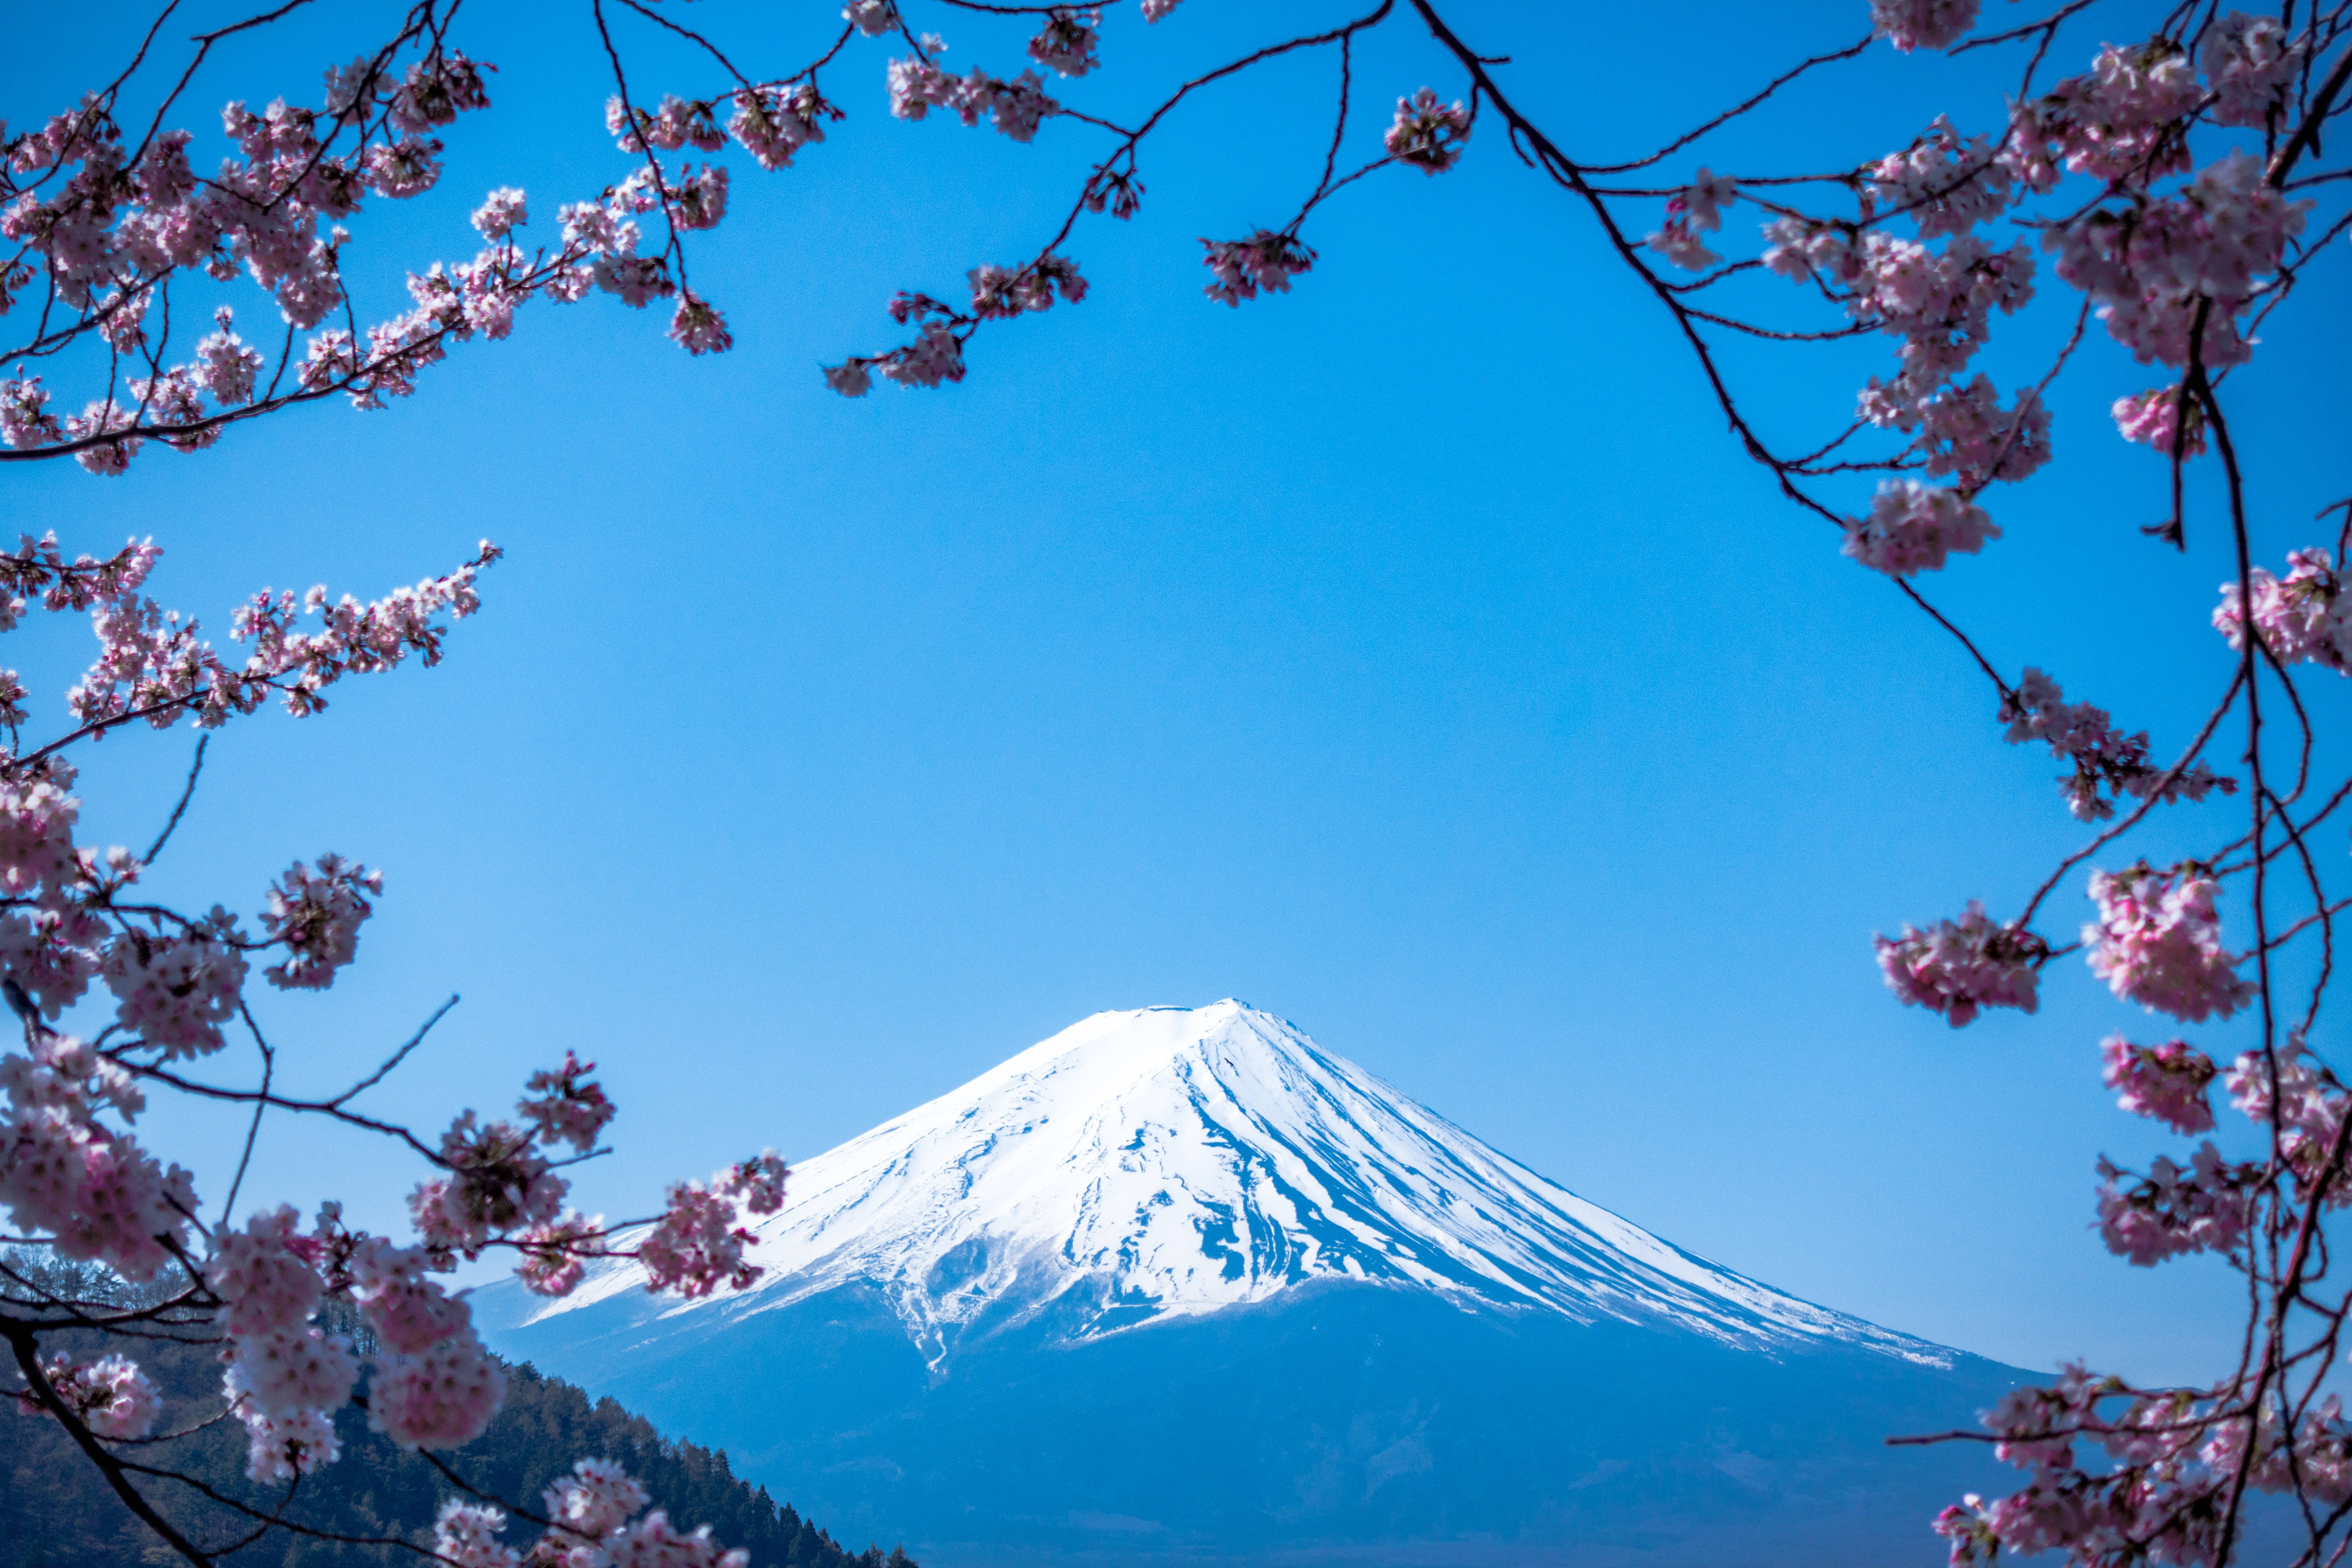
[9,0,2348,1382]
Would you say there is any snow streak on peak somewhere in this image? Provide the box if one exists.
[533,1002,1951,1368]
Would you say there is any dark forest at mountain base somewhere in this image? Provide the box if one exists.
[4,1251,914,1568]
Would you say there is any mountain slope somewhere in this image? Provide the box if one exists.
[481,1002,2024,1566]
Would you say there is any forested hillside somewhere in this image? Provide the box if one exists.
[4,1255,912,1568]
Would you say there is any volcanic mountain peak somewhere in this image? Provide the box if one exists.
[530,1001,1947,1368]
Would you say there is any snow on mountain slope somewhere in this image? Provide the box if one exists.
[522,1001,1949,1368]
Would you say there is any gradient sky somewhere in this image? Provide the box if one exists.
[9,0,2349,1384]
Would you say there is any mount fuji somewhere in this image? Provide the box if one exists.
[478,1002,2025,1566]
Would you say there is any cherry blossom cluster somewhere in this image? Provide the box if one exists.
[1935,1369,2238,1565]
[2049,150,2310,372]
[533,1458,751,1568]
[2,1020,194,1280]
[1869,0,1981,52]
[2201,12,2306,128]
[1866,118,2012,240]
[2110,385,2204,456]
[1998,667,2233,822]
[1201,231,1317,308]
[2083,862,2254,1024]
[824,253,1087,395]
[2096,1141,2255,1265]
[2213,547,2352,674]
[1841,480,1998,578]
[1756,155,2039,453]
[888,48,1061,143]
[15,1351,159,1438]
[0,41,509,471]
[1385,89,1473,176]
[258,854,380,989]
[637,1152,790,1298]
[2,0,885,476]
[1942,1371,2352,1564]
[2223,1038,2352,1209]
[2005,40,2203,192]
[1899,375,2050,491]
[53,539,499,737]
[729,84,842,173]
[2100,1035,2217,1135]
[1874,899,2047,1026]
[1029,12,1104,79]
[1644,169,1736,271]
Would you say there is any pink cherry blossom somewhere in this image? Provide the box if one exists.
[98,923,249,1058]
[1842,480,1998,577]
[2006,40,2201,190]
[668,292,732,357]
[0,764,80,895]
[1644,170,1733,272]
[878,319,966,389]
[367,1325,505,1449]
[2083,862,2254,1023]
[519,1052,617,1153]
[226,1323,359,1415]
[1982,1363,2106,1473]
[968,255,1087,319]
[606,1511,752,1568]
[1873,900,2045,1026]
[1029,11,1102,79]
[235,1403,340,1482]
[0,908,102,1017]
[1892,374,2048,489]
[26,1352,160,1438]
[195,310,267,409]
[416,1110,565,1256]
[889,57,1059,141]
[1867,117,2010,239]
[2223,1040,2352,1203]
[353,1240,473,1354]
[1869,0,1979,52]
[1999,666,2231,822]
[2099,1036,2217,1134]
[260,854,381,989]
[437,1503,521,1568]
[2110,386,2204,456]
[2048,150,2309,371]
[2201,12,2303,130]
[719,1150,788,1214]
[638,1177,760,1297]
[728,85,833,172]
[517,1210,602,1296]
[2096,1142,2254,1264]
[844,0,900,38]
[210,1204,326,1335]
[1384,89,1472,176]
[0,1093,197,1279]
[1201,231,1314,307]
[472,186,528,240]
[2213,549,2352,673]
[544,1457,652,1542]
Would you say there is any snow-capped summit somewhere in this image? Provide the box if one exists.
[530,1001,1943,1368]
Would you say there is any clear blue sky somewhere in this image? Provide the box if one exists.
[9,0,2348,1383]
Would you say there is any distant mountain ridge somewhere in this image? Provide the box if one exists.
[481,1002,2027,1567]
